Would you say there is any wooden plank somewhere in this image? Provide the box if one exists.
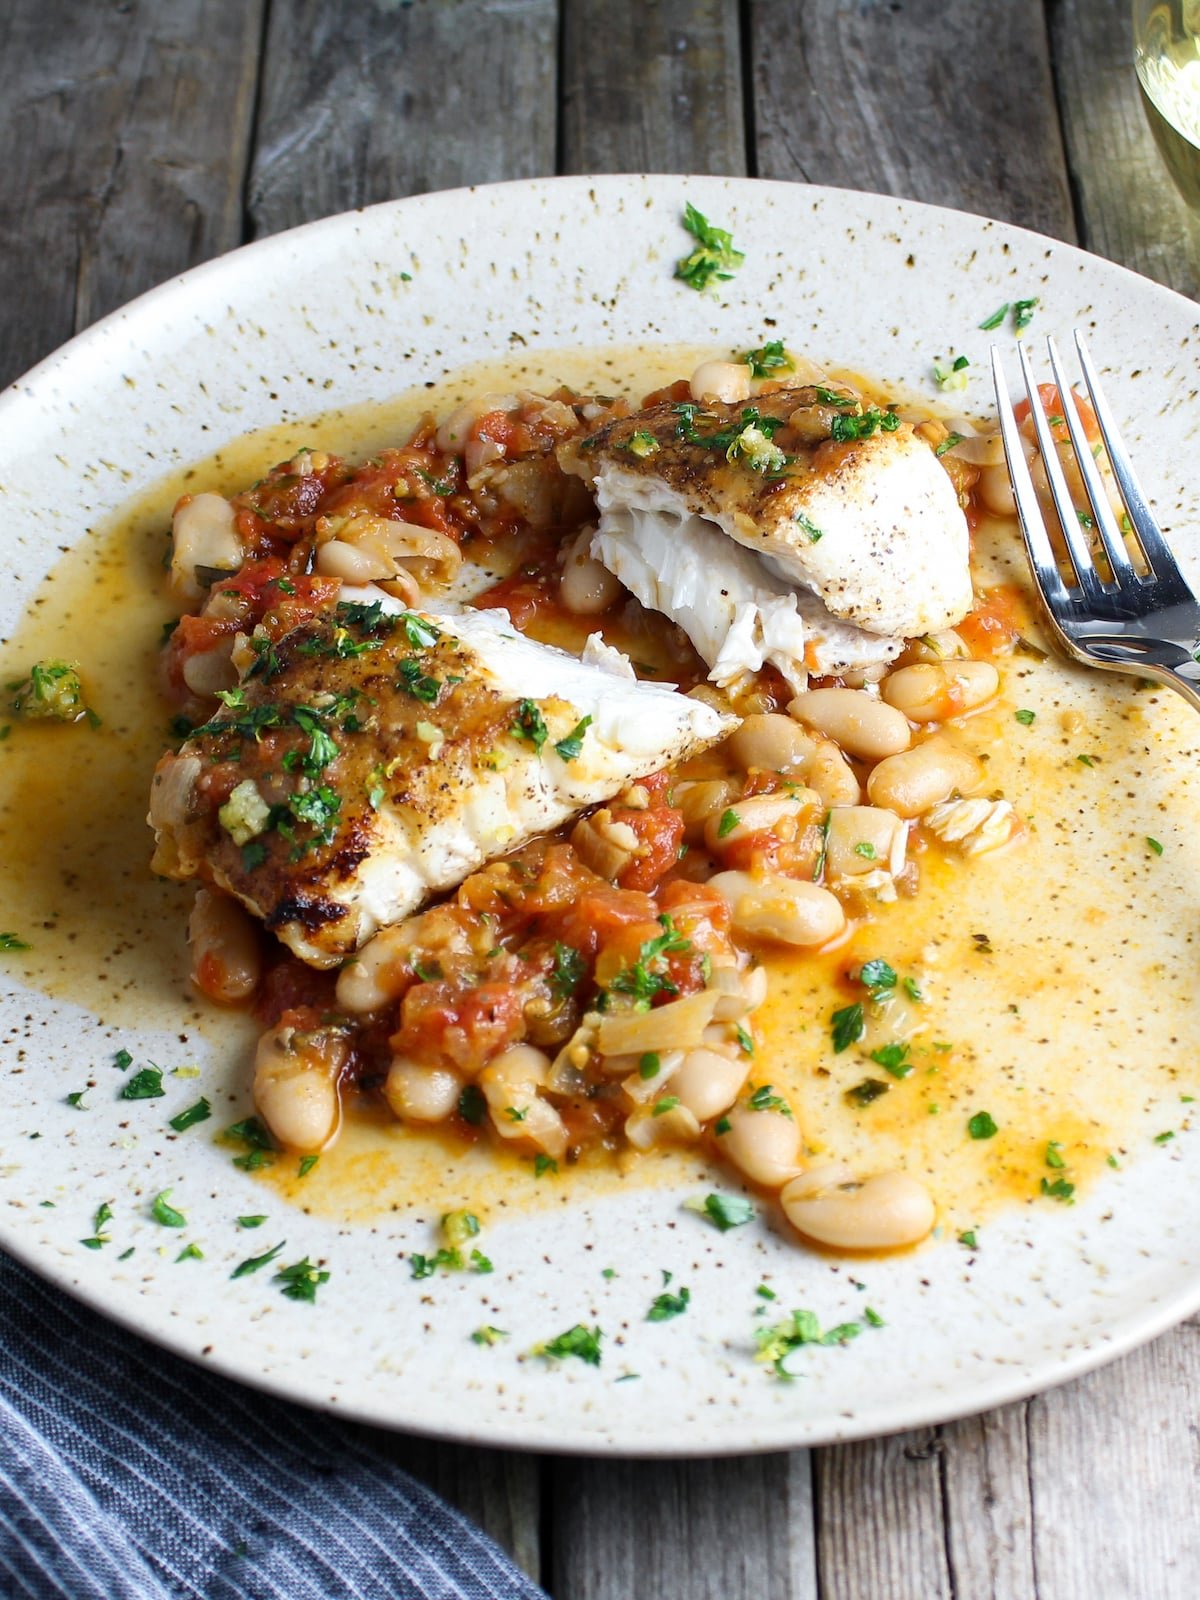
[0,0,263,387]
[560,0,746,175]
[550,1453,817,1600]
[365,1432,542,1583]
[1027,1322,1200,1600]
[941,1404,1036,1600]
[246,0,558,239]
[1050,0,1200,297]
[749,0,1076,240]
[815,1427,952,1600]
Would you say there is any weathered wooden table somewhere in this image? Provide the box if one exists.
[4,3,1199,1594]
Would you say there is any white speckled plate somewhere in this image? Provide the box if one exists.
[2,176,1200,1456]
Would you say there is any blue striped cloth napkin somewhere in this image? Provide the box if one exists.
[0,1253,548,1600]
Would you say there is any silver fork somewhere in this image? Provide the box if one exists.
[990,330,1200,713]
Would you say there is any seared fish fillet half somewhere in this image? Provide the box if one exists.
[149,597,734,966]
[566,385,972,681]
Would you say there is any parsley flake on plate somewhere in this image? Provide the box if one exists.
[674,202,744,292]
[534,1324,603,1365]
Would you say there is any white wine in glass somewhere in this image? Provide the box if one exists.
[1133,0,1200,208]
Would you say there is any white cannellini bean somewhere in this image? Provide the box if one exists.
[882,661,1000,723]
[253,1021,346,1153]
[559,529,622,614]
[780,1169,936,1250]
[478,1045,567,1159]
[187,887,261,1004]
[704,790,813,852]
[181,637,238,698]
[435,392,519,454]
[708,962,769,1021]
[789,687,912,761]
[384,1060,462,1122]
[670,1047,751,1122]
[725,712,816,774]
[689,359,752,405]
[708,870,846,947]
[336,924,415,1012]
[805,739,862,806]
[718,1103,803,1187]
[866,734,984,819]
[824,806,905,879]
[170,492,242,604]
[625,1101,702,1150]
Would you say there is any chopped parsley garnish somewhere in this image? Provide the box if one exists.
[504,1105,528,1123]
[509,698,549,750]
[553,715,592,762]
[958,1229,979,1248]
[237,1215,268,1229]
[534,1155,559,1177]
[625,430,661,458]
[869,1042,912,1078]
[9,659,92,723]
[112,1049,133,1072]
[726,419,788,475]
[674,202,744,292]
[686,1192,755,1232]
[933,354,971,391]
[755,1308,869,1378]
[831,1003,865,1053]
[647,1286,691,1322]
[0,932,30,952]
[65,1090,88,1109]
[935,431,965,457]
[846,1078,889,1107]
[651,1095,681,1117]
[853,841,877,860]
[747,1085,791,1116]
[298,1154,319,1179]
[1045,1141,1066,1169]
[1015,708,1036,725]
[401,612,441,649]
[175,1243,204,1263]
[169,1098,211,1133]
[639,1052,661,1080]
[121,1066,165,1100]
[1013,297,1039,330]
[80,1200,114,1250]
[274,1256,330,1303]
[472,1325,508,1346]
[1154,1130,1176,1145]
[979,303,1009,330]
[231,1240,285,1279]
[735,1025,754,1056]
[813,810,832,881]
[151,1190,187,1229]
[535,1323,603,1365]
[1040,1177,1075,1203]
[609,914,690,1003]
[794,511,824,543]
[716,807,741,838]
[550,941,586,999]
[830,408,900,443]
[864,1307,885,1328]
[903,977,924,1002]
[858,959,897,995]
[397,657,442,703]
[967,1110,998,1140]
[743,338,793,378]
[1146,836,1164,856]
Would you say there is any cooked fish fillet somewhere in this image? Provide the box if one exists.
[592,493,903,692]
[570,386,972,641]
[149,598,734,966]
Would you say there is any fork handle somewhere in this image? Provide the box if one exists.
[1084,636,1200,715]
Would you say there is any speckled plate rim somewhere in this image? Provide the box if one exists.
[3,174,1200,1458]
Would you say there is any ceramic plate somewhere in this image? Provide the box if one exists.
[2,175,1199,1455]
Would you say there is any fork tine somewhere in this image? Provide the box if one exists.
[990,348,1071,614]
[1072,330,1180,582]
[1044,334,1138,584]
[1015,340,1107,603]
